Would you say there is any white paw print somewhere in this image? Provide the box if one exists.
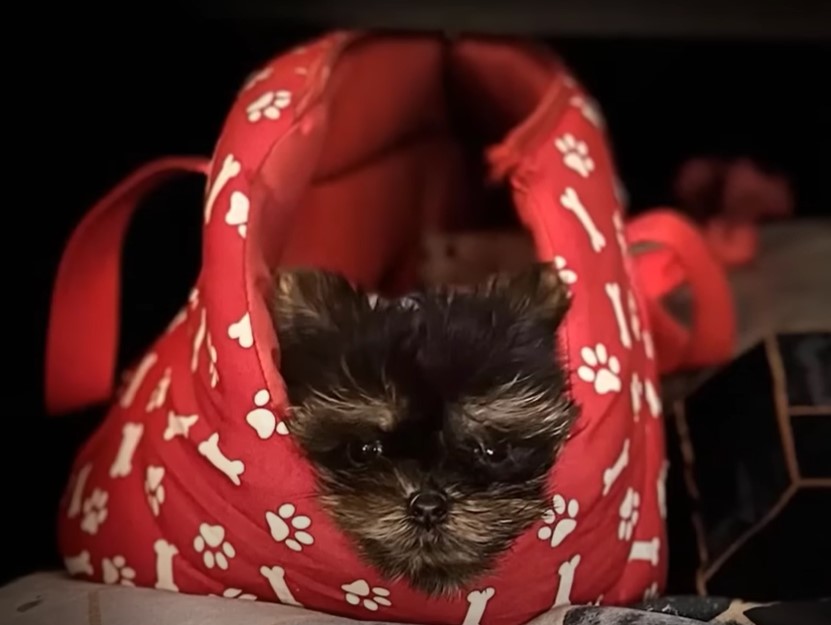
[645,379,662,418]
[80,488,108,535]
[145,367,172,412]
[537,494,579,547]
[144,466,165,517]
[554,256,578,285]
[220,588,257,600]
[569,94,605,129]
[630,373,643,420]
[577,343,622,394]
[246,90,292,122]
[342,580,392,611]
[266,503,314,551]
[193,523,236,570]
[246,389,289,439]
[618,487,641,541]
[102,555,136,586]
[555,133,595,178]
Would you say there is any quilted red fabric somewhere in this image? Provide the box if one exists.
[47,32,734,625]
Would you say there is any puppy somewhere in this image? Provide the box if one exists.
[268,263,577,597]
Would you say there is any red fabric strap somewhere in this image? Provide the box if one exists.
[626,209,736,374]
[45,157,210,415]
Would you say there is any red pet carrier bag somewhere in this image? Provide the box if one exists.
[46,32,735,625]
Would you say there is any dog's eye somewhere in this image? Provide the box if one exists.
[473,442,508,465]
[347,440,384,466]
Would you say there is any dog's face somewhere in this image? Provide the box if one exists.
[269,264,577,596]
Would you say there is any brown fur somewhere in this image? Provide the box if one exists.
[269,263,577,595]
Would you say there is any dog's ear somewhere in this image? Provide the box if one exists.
[480,262,571,329]
[269,267,370,336]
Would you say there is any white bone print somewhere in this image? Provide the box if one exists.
[554,554,581,606]
[80,488,108,535]
[246,389,289,438]
[67,462,92,519]
[618,487,640,541]
[570,94,604,129]
[577,343,622,394]
[629,537,661,565]
[146,367,172,412]
[205,154,241,224]
[537,494,579,547]
[560,187,606,253]
[555,133,595,178]
[612,211,628,255]
[193,523,235,570]
[227,312,253,348]
[225,191,249,238]
[605,282,632,348]
[657,461,669,519]
[463,588,496,625]
[191,308,207,372]
[164,411,198,441]
[266,503,314,551]
[144,466,166,516]
[630,373,643,421]
[643,330,655,360]
[198,433,245,485]
[109,423,144,478]
[242,67,272,91]
[342,580,392,611]
[627,291,642,341]
[603,439,630,495]
[153,539,179,592]
[188,287,199,308]
[102,555,136,586]
[119,352,158,408]
[205,331,219,388]
[645,379,662,418]
[260,565,302,606]
[64,550,93,576]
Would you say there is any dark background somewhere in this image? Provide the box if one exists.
[6,6,830,593]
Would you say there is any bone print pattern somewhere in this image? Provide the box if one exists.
[56,34,667,625]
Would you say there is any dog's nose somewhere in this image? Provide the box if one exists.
[408,490,448,527]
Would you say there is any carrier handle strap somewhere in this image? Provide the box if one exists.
[626,209,736,374]
[45,157,211,415]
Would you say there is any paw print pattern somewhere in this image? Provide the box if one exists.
[246,389,289,439]
[221,588,257,600]
[555,133,595,178]
[102,555,136,586]
[246,90,292,122]
[554,256,578,285]
[643,582,659,601]
[342,580,392,611]
[645,380,662,418]
[618,487,640,541]
[537,494,579,547]
[193,523,236,570]
[80,488,108,535]
[144,466,165,517]
[266,503,314,551]
[577,343,622,394]
[630,373,643,420]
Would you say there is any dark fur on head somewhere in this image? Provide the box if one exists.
[269,264,577,596]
